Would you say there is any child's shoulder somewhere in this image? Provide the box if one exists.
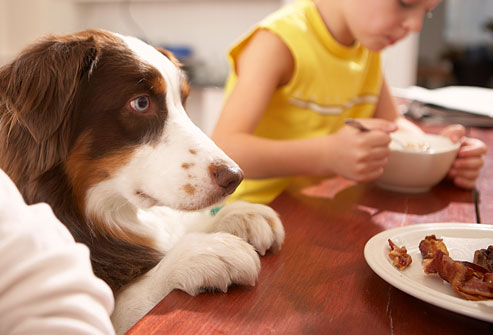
[229,1,314,63]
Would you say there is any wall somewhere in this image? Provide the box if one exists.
[382,34,419,89]
[445,0,493,46]
[0,0,77,64]
[0,0,6,64]
[418,1,447,64]
[73,0,280,86]
[1,0,419,87]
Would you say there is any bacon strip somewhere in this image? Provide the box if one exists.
[474,246,493,273]
[388,239,412,270]
[419,235,493,301]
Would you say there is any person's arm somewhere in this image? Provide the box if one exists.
[374,78,487,189]
[0,169,115,335]
[212,29,319,178]
[212,30,395,182]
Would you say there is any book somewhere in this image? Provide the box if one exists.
[392,86,493,127]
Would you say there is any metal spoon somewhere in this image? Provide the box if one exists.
[344,118,370,132]
[344,118,408,149]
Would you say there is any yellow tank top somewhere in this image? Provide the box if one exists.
[225,0,383,204]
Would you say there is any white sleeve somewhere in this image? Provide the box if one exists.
[0,169,115,335]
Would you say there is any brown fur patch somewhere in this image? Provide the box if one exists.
[150,76,167,97]
[182,81,190,101]
[65,131,130,210]
[183,184,196,195]
[65,131,157,248]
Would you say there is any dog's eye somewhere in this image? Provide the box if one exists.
[130,96,150,113]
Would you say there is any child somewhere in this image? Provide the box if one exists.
[212,0,487,204]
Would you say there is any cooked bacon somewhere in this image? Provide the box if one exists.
[419,234,449,274]
[474,246,493,273]
[388,239,412,270]
[419,234,449,258]
[419,235,493,301]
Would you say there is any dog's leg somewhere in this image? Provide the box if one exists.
[188,201,285,256]
[111,231,260,334]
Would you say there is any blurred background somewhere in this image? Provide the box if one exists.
[1,0,492,133]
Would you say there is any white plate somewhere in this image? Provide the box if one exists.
[364,223,493,322]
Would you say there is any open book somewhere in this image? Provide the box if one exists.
[392,86,493,127]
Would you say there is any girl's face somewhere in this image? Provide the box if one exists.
[342,0,442,51]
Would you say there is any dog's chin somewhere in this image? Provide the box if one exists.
[133,189,226,212]
[170,195,226,212]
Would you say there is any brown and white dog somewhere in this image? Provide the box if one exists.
[0,29,284,333]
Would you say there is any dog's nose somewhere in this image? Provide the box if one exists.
[209,162,244,195]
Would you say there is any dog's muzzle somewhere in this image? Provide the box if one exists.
[209,162,244,195]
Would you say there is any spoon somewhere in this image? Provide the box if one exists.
[344,118,370,132]
[344,118,408,149]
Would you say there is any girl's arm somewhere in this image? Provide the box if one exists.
[212,30,395,182]
[212,29,320,178]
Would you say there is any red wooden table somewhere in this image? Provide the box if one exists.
[127,126,492,335]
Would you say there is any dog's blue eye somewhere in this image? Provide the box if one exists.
[130,96,150,113]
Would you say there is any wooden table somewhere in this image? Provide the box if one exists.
[127,126,493,335]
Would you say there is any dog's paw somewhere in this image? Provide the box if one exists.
[211,201,285,255]
[163,232,260,295]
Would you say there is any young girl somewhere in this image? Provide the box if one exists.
[212,0,487,204]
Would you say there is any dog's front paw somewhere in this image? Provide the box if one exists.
[211,201,285,255]
[163,232,260,295]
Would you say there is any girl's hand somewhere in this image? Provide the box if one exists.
[441,125,487,189]
[324,119,396,182]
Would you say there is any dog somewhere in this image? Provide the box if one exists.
[0,29,285,333]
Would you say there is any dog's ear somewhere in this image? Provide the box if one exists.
[0,34,100,143]
[157,48,182,67]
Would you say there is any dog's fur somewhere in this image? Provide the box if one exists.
[0,29,284,333]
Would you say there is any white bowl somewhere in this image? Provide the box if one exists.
[375,131,461,193]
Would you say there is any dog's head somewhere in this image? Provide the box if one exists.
[0,30,243,214]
